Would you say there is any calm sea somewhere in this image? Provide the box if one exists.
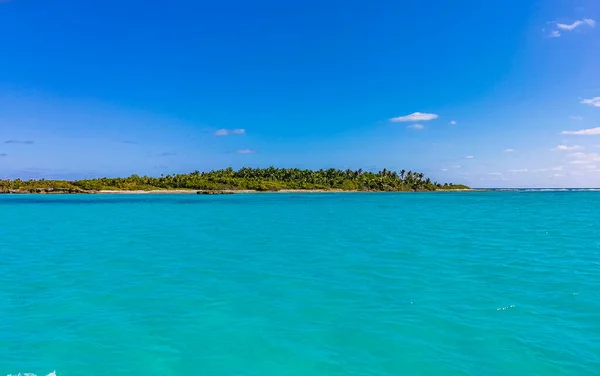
[1,192,599,375]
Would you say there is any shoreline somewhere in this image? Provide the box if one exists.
[1,188,474,195]
[0,168,470,193]
[99,189,475,194]
[98,189,358,194]
[99,189,366,194]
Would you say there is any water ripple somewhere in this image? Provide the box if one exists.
[1,192,599,375]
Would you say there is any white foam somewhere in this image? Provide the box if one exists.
[496,305,516,311]
[7,372,55,376]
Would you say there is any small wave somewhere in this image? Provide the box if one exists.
[7,372,55,376]
[497,305,516,311]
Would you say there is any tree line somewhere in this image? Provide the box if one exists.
[0,167,469,192]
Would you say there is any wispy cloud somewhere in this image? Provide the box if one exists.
[549,30,561,38]
[237,149,257,154]
[23,167,65,172]
[509,169,528,173]
[465,155,474,159]
[545,18,595,38]
[407,123,425,130]
[504,148,515,152]
[570,115,583,120]
[562,127,600,135]
[214,128,229,135]
[568,152,600,163]
[581,97,600,107]
[449,120,457,125]
[4,140,34,145]
[536,166,563,172]
[146,151,177,157]
[390,112,438,122]
[451,165,462,169]
[554,145,583,151]
[488,172,503,176]
[556,18,596,31]
[215,128,246,136]
[570,160,593,164]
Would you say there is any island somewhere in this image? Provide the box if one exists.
[0,167,469,194]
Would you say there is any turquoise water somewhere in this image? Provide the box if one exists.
[1,192,599,375]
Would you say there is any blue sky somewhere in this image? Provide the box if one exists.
[0,0,599,187]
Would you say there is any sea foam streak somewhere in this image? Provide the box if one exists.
[6,372,55,376]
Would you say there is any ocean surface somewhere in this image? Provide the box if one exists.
[1,192,599,376]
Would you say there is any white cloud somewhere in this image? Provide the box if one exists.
[557,18,596,31]
[561,127,600,135]
[215,128,246,136]
[451,165,462,169]
[237,149,256,154]
[546,18,595,38]
[570,160,593,164]
[390,112,438,122]
[557,21,583,31]
[509,169,529,173]
[581,97,600,107]
[441,168,448,171]
[465,155,474,159]
[407,123,425,130]
[488,172,503,176]
[569,152,600,161]
[449,120,457,125]
[570,116,583,120]
[536,166,563,172]
[504,148,515,152]
[554,145,583,151]
[568,152,600,167]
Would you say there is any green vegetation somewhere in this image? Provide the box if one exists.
[438,183,470,190]
[0,167,469,193]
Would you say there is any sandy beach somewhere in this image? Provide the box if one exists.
[97,189,346,194]
[95,189,472,194]
[98,189,201,194]
[2,188,471,195]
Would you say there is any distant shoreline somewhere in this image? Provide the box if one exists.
[98,189,476,194]
[1,167,470,193]
[0,188,474,195]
